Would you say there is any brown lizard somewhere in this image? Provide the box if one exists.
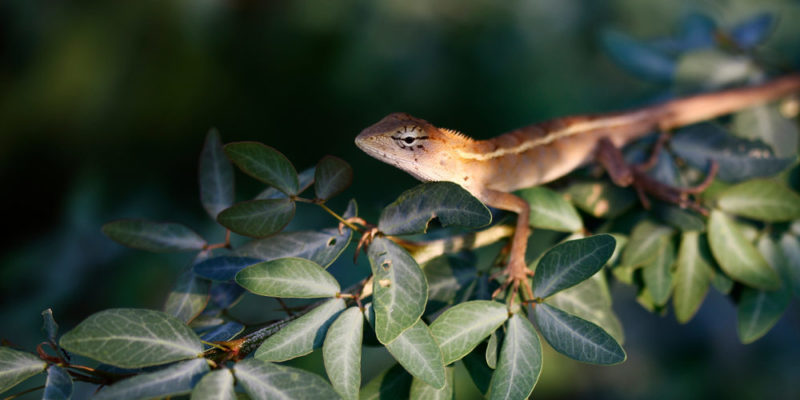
[355,73,800,302]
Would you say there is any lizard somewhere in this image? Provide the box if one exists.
[355,73,800,302]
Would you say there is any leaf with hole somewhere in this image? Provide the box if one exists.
[488,314,543,400]
[102,220,206,252]
[217,198,295,238]
[224,142,299,195]
[235,227,351,269]
[429,300,508,365]
[533,302,626,365]
[199,129,235,219]
[254,298,345,362]
[533,235,616,298]
[236,257,340,298]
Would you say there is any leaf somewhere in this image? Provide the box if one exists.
[620,220,674,268]
[563,180,637,218]
[257,166,316,199]
[516,186,583,232]
[94,358,209,400]
[216,198,295,238]
[779,233,800,297]
[461,344,493,395]
[652,202,706,232]
[43,365,72,400]
[409,366,454,400]
[429,300,508,365]
[208,282,245,310]
[164,270,210,324]
[315,155,353,200]
[377,182,491,236]
[199,128,235,219]
[737,287,790,343]
[0,347,47,394]
[41,308,59,343]
[424,254,478,316]
[254,298,345,362]
[673,232,714,323]
[383,320,446,389]
[360,364,411,400]
[707,210,780,290]
[236,257,340,298]
[200,322,244,343]
[601,30,676,82]
[671,123,795,183]
[191,369,235,400]
[235,228,352,268]
[730,12,775,49]
[367,237,428,343]
[547,271,625,343]
[224,142,299,195]
[533,302,626,365]
[486,330,499,369]
[642,236,675,306]
[59,308,203,368]
[323,307,363,400]
[732,105,798,157]
[193,256,262,281]
[716,179,800,222]
[533,235,616,298]
[675,49,754,90]
[234,358,339,400]
[102,220,206,252]
[488,314,543,400]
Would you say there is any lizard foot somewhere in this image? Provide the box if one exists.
[631,160,718,216]
[491,258,534,307]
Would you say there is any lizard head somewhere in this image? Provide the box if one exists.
[355,112,473,182]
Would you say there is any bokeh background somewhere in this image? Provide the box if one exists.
[2,0,799,398]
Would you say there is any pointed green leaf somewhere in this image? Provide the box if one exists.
[234,358,339,399]
[488,314,543,400]
[642,236,675,306]
[533,235,616,298]
[164,270,210,324]
[673,232,713,323]
[236,257,340,298]
[217,198,295,238]
[59,308,203,368]
[199,129,235,219]
[102,220,206,252]
[191,369,235,400]
[0,347,47,394]
[378,182,491,235]
[384,320,446,389]
[486,330,499,369]
[94,358,209,400]
[367,237,428,343]
[43,365,72,400]
[257,166,315,199]
[653,202,706,232]
[193,256,261,281]
[255,298,345,362]
[315,155,353,200]
[547,271,625,343]
[410,366,453,400]
[235,228,352,269]
[360,364,411,400]
[563,180,636,218]
[779,233,800,297]
[462,344,492,395]
[717,180,800,222]
[533,302,626,365]
[737,287,790,343]
[424,254,477,316]
[601,29,675,82]
[620,220,674,268]
[323,307,363,400]
[517,186,583,232]
[732,105,798,158]
[708,210,780,290]
[224,142,299,195]
[429,300,508,365]
[41,308,59,343]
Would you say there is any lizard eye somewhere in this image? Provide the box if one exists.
[402,136,416,145]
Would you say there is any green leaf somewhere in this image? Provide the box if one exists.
[546,271,625,343]
[707,210,780,290]
[216,198,295,238]
[190,369,235,400]
[533,235,616,298]
[533,302,626,365]
[428,300,507,365]
[383,320,446,389]
[234,358,339,400]
[409,366,454,400]
[163,270,210,324]
[601,30,675,82]
[424,255,477,316]
[257,166,315,199]
[41,308,59,343]
[43,365,72,400]
[516,186,583,232]
[0,347,47,394]
[315,155,353,200]
[200,322,244,344]
[193,256,261,281]
[323,307,363,400]
[737,287,790,343]
[461,344,492,395]
[360,364,411,400]
[224,142,299,195]
[642,236,675,306]
[199,129,235,219]
[94,358,209,400]
[367,237,428,343]
[486,330,499,369]
[711,266,735,294]
[488,314,543,400]
[377,182,491,236]
[779,233,800,297]
[235,227,352,269]
[732,105,798,158]
[652,202,706,232]
[716,180,800,222]
[621,220,674,268]
[673,232,713,323]
[59,308,203,368]
[563,180,636,218]
[236,257,340,298]
[102,220,206,252]
[675,49,754,90]
[255,298,345,362]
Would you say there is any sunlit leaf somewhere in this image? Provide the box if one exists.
[193,256,261,281]
[547,271,625,343]
[254,298,345,362]
[601,30,676,82]
[234,358,339,400]
[315,155,353,200]
[563,181,636,218]
[224,142,299,195]
[642,236,675,306]
[41,308,59,343]
[191,369,235,400]
[533,303,626,365]
[323,307,363,400]
[673,232,713,323]
[382,319,446,389]
[102,220,206,252]
[707,210,780,290]
[216,198,295,238]
[94,358,209,400]
[199,129,235,219]
[410,366,453,400]
[716,179,800,222]
[732,105,798,158]
[517,186,583,232]
[0,347,47,394]
[378,182,491,236]
[164,270,210,324]
[236,257,340,298]
[533,235,616,298]
[257,167,315,199]
[488,314,542,400]
[235,228,351,269]
[429,300,508,365]
[620,220,674,268]
[730,12,775,49]
[675,49,754,90]
[486,330,500,369]
[60,308,203,368]
[360,364,411,400]
[43,365,72,400]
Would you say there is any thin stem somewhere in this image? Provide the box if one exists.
[316,202,362,232]
[201,340,228,351]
